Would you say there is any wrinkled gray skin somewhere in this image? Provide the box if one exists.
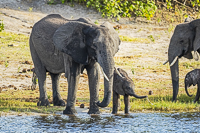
[184,69,200,103]
[112,68,147,114]
[29,14,120,114]
[168,18,200,102]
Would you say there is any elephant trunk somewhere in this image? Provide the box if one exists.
[96,54,114,107]
[130,92,147,99]
[126,86,147,99]
[169,55,179,102]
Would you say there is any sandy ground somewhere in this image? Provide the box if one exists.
[0,0,178,107]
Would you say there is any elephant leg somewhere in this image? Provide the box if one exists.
[63,60,82,114]
[86,61,100,114]
[124,94,130,114]
[194,83,200,103]
[30,41,49,106]
[36,68,49,106]
[50,73,65,106]
[112,91,119,114]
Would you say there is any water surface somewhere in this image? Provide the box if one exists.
[0,112,199,132]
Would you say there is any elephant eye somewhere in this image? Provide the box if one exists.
[180,40,184,43]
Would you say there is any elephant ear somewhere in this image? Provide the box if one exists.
[192,20,200,60]
[101,22,121,56]
[53,22,91,64]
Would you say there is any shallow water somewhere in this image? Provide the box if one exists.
[0,112,200,132]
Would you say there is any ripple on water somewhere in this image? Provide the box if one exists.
[0,112,200,132]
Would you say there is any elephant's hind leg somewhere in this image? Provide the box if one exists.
[30,42,49,106]
[50,73,65,106]
[86,61,100,114]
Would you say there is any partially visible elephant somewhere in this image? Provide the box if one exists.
[29,14,121,114]
[184,16,194,23]
[112,68,147,114]
[165,19,200,102]
[184,69,200,103]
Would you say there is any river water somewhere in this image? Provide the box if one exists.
[0,112,200,132]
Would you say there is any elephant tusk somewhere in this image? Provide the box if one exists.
[98,63,109,81]
[146,97,153,105]
[170,56,178,67]
[194,51,199,61]
[114,67,123,78]
[163,60,168,65]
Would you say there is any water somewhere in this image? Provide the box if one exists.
[0,112,200,132]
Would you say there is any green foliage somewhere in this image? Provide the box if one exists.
[4,61,8,68]
[86,0,157,20]
[94,20,99,24]
[61,0,157,20]
[191,0,200,7]
[164,0,200,10]
[0,20,4,32]
[131,68,134,75]
[49,0,200,21]
[147,35,155,42]
[47,0,57,5]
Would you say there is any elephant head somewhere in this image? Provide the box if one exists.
[113,68,147,99]
[167,19,200,101]
[53,21,120,107]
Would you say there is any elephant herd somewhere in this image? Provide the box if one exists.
[29,14,200,115]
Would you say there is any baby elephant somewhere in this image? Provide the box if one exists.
[112,68,147,114]
[185,69,200,103]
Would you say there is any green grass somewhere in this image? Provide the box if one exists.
[119,35,151,43]
[0,32,31,62]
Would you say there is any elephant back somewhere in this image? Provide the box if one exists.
[30,14,69,72]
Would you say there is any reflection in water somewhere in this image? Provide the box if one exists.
[0,112,200,132]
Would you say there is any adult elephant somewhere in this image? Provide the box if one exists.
[29,14,121,114]
[165,19,200,102]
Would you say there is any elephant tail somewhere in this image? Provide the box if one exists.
[31,68,37,90]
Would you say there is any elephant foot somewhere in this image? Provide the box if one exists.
[53,97,65,106]
[37,99,50,106]
[63,106,77,115]
[111,110,117,114]
[88,106,100,114]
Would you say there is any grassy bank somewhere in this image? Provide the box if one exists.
[0,31,200,114]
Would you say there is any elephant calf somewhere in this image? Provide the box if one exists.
[185,69,200,103]
[112,68,147,114]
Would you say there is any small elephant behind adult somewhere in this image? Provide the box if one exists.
[184,69,200,103]
[112,68,147,114]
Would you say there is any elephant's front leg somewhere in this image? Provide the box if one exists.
[86,61,100,114]
[50,73,65,106]
[124,94,130,114]
[63,60,82,115]
[112,91,119,114]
